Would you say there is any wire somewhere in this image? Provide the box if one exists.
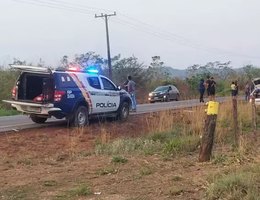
[10,0,260,60]
[11,0,95,16]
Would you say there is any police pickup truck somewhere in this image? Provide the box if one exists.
[3,65,132,127]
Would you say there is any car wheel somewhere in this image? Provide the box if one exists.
[72,106,89,127]
[165,95,170,102]
[118,102,130,121]
[30,115,47,124]
[176,94,180,101]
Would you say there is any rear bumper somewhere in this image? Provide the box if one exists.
[2,100,62,116]
[250,99,260,105]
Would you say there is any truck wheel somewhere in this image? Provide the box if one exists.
[118,102,129,121]
[72,106,89,127]
[30,115,47,124]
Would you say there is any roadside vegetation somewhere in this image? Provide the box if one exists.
[92,101,260,199]
[1,53,260,114]
[0,100,259,199]
[0,107,18,117]
[0,55,260,199]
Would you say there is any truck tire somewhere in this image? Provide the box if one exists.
[118,102,130,121]
[71,106,89,127]
[30,115,47,124]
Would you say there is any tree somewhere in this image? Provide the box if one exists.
[60,55,69,68]
[243,65,260,80]
[112,55,148,87]
[74,52,104,67]
[147,56,166,80]
[12,58,27,65]
[37,58,45,67]
[186,61,235,94]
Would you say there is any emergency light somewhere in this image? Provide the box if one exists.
[67,64,99,74]
[85,66,99,74]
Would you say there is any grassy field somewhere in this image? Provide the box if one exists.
[0,101,259,199]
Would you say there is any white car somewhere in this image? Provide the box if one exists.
[250,78,260,106]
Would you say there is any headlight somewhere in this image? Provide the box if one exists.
[149,93,152,97]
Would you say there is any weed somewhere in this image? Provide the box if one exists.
[163,135,200,155]
[172,175,183,182]
[169,187,184,196]
[56,154,70,162]
[140,167,153,176]
[56,184,92,199]
[78,151,92,157]
[212,154,228,165]
[69,184,92,196]
[43,180,58,187]
[97,166,118,175]
[17,158,34,166]
[111,155,128,164]
[0,108,19,116]
[206,165,260,200]
[0,185,36,200]
[96,132,200,157]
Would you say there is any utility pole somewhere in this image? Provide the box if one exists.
[95,12,116,80]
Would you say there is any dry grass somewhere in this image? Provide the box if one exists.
[144,107,205,136]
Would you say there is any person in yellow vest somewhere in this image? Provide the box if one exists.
[231,81,238,99]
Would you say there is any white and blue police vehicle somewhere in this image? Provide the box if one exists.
[3,65,132,126]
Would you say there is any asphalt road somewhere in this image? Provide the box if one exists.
[0,97,227,133]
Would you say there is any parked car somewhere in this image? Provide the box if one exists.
[148,85,180,103]
[3,65,132,126]
[250,77,260,106]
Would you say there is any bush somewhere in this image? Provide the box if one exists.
[206,165,260,200]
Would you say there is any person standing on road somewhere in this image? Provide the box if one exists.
[244,81,250,101]
[206,76,216,101]
[126,75,137,112]
[198,78,205,103]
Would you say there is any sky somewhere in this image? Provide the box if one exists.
[0,0,260,69]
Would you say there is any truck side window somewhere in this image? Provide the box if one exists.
[87,77,101,89]
[101,77,116,90]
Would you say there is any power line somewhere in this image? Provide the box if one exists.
[10,0,260,60]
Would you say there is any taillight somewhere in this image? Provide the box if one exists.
[11,86,17,100]
[33,94,44,102]
[54,90,65,102]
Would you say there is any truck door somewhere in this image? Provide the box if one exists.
[99,77,120,112]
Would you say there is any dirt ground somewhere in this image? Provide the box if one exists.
[0,114,259,200]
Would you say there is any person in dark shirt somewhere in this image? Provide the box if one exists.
[206,76,216,101]
[198,78,205,103]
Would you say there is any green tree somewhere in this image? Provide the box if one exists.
[112,55,148,87]
[186,61,236,95]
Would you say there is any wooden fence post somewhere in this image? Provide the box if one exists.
[232,98,239,146]
[251,96,257,140]
[199,101,219,162]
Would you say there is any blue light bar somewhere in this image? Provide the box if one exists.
[85,65,99,74]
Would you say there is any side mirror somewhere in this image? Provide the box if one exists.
[117,86,121,90]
